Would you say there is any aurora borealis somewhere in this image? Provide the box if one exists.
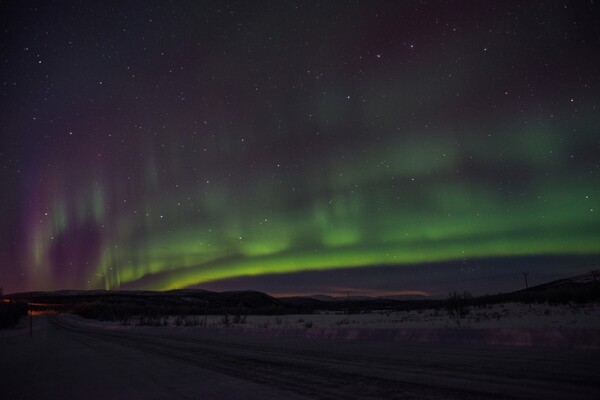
[1,1,599,295]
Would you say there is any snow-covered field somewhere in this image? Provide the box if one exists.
[70,301,600,330]
[221,302,600,330]
[1,309,599,399]
[57,302,600,349]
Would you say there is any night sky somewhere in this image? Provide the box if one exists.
[1,1,599,296]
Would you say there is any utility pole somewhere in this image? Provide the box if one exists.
[346,291,350,315]
[29,294,33,338]
[204,300,209,327]
[522,272,529,289]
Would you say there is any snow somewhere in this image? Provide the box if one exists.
[52,302,600,349]
[1,308,599,399]
[0,316,309,400]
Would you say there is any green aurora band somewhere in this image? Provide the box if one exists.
[25,122,600,291]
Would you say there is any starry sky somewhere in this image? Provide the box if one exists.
[1,1,599,296]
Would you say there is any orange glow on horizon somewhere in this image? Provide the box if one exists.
[270,289,429,298]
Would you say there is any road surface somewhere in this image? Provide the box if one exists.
[1,315,598,399]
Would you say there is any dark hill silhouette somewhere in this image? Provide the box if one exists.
[4,269,598,315]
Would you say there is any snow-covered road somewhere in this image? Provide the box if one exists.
[1,315,598,399]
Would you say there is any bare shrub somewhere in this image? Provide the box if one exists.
[184,316,197,326]
[232,313,246,324]
[220,314,231,327]
[447,291,473,325]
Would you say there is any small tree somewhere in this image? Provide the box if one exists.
[220,314,231,327]
[447,291,473,325]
